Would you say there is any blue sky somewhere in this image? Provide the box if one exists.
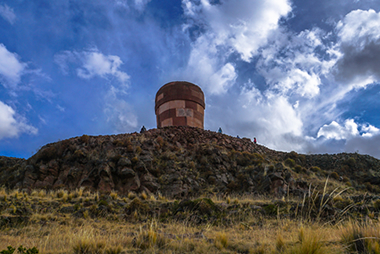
[1,0,380,159]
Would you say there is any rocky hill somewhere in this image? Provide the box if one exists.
[1,126,380,197]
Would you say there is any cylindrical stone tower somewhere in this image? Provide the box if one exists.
[155,81,205,129]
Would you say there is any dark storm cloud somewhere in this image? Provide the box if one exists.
[332,9,380,87]
[334,41,380,85]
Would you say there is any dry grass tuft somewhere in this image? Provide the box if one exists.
[214,232,228,250]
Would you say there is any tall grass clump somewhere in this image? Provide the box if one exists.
[340,221,380,254]
[72,239,106,254]
[134,221,169,250]
[299,177,349,222]
[288,227,326,254]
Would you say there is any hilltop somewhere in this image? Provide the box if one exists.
[1,126,380,197]
[2,126,380,253]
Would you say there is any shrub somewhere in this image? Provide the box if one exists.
[284,158,296,168]
[374,199,380,211]
[333,196,353,210]
[346,157,356,168]
[110,154,121,163]
[236,151,250,166]
[161,151,176,161]
[127,145,134,153]
[35,145,56,162]
[131,157,139,164]
[74,149,86,159]
[79,135,89,144]
[110,191,118,200]
[126,197,150,215]
[330,171,339,180]
[311,166,321,173]
[113,140,124,147]
[140,191,148,200]
[189,161,196,170]
[365,182,374,192]
[294,165,302,173]
[156,136,164,148]
[128,191,136,199]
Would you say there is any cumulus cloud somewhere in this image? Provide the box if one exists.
[317,119,359,140]
[317,119,380,140]
[0,4,16,24]
[183,0,291,61]
[258,28,337,98]
[180,0,291,95]
[333,9,380,88]
[0,44,27,89]
[54,49,130,88]
[0,101,37,140]
[312,119,380,158]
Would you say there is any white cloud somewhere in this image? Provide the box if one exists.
[337,9,380,48]
[333,9,380,88]
[209,86,303,151]
[317,119,359,140]
[176,34,237,95]
[0,44,27,89]
[179,0,291,95]
[183,0,291,62]
[0,101,37,140]
[55,49,130,88]
[0,4,16,24]
[258,29,337,98]
[361,124,380,137]
[316,119,380,141]
[77,51,130,87]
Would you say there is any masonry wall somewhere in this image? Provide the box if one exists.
[155,81,205,129]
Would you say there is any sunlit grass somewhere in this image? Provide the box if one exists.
[0,187,375,253]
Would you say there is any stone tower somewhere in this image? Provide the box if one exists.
[155,81,205,129]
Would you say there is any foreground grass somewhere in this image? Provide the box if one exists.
[0,187,379,253]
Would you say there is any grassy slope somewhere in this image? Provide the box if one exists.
[0,186,380,253]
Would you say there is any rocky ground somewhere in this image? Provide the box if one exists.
[1,126,380,198]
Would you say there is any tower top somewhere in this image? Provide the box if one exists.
[155,81,205,129]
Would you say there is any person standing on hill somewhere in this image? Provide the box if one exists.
[254,137,257,144]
